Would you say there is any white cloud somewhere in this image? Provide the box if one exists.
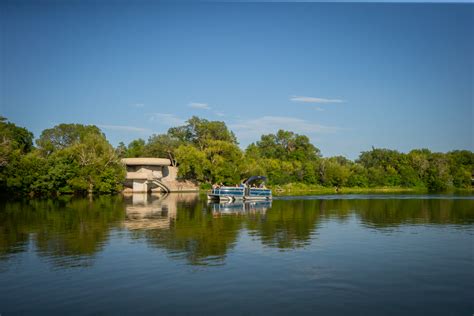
[214,111,225,117]
[149,113,185,126]
[189,102,211,110]
[98,124,150,133]
[313,107,325,112]
[290,96,344,103]
[132,103,145,108]
[229,116,340,143]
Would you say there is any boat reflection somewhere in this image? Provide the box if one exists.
[209,200,272,216]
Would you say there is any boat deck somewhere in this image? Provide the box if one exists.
[208,186,272,201]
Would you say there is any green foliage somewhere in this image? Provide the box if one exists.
[0,117,34,169]
[159,117,243,185]
[1,120,125,196]
[0,117,34,152]
[144,134,181,159]
[246,130,322,185]
[169,116,237,149]
[1,115,473,196]
[204,140,243,184]
[36,123,102,155]
[254,129,320,161]
[174,144,209,182]
[320,158,351,187]
[125,139,146,158]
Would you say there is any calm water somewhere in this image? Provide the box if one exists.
[0,194,473,315]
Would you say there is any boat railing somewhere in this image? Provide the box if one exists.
[211,187,245,196]
[248,188,272,196]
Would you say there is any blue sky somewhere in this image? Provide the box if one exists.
[1,2,472,159]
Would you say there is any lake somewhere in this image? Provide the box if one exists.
[1,193,473,315]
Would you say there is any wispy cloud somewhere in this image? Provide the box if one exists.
[229,116,340,143]
[290,96,344,103]
[132,103,145,108]
[313,107,325,112]
[214,111,225,117]
[98,124,150,133]
[189,102,211,110]
[149,113,185,126]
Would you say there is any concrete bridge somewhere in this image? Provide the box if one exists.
[122,158,198,193]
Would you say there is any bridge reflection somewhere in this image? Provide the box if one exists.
[123,193,198,230]
[123,193,272,230]
[123,194,271,265]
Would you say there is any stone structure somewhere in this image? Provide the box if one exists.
[122,158,198,193]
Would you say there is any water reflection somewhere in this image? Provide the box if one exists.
[209,200,271,215]
[247,199,322,249]
[123,193,196,230]
[125,194,236,265]
[0,195,473,268]
[0,196,125,268]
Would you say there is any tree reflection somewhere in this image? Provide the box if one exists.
[0,196,124,267]
[351,198,474,227]
[1,195,473,268]
[127,194,244,265]
[246,200,321,249]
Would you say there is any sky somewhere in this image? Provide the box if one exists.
[1,1,473,159]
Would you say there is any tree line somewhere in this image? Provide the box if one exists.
[1,115,473,196]
[0,117,125,196]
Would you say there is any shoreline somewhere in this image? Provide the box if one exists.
[264,184,474,196]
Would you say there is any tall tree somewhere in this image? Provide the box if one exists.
[252,130,321,161]
[36,124,101,155]
[169,116,237,150]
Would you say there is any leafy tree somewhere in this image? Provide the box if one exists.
[447,150,474,188]
[0,117,34,167]
[174,144,209,182]
[144,134,181,164]
[70,131,125,193]
[36,124,101,155]
[116,142,127,158]
[253,129,320,161]
[346,163,369,187]
[4,123,125,196]
[169,116,237,150]
[204,140,244,184]
[125,139,146,158]
[425,153,452,191]
[319,158,351,187]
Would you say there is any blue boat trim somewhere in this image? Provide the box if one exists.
[207,176,272,201]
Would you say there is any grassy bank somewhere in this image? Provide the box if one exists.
[200,182,473,195]
[267,183,474,195]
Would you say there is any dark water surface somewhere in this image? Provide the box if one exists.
[1,194,473,315]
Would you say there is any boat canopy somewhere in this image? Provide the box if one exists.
[242,176,267,186]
